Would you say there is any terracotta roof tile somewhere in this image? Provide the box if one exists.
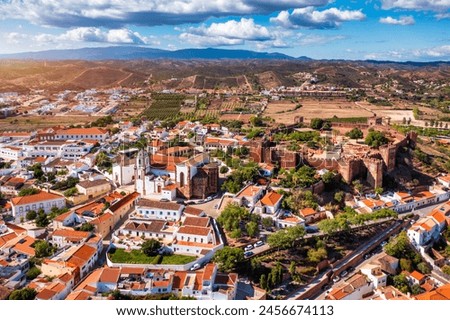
[137,198,182,211]
[11,191,64,206]
[260,191,282,207]
[183,216,210,228]
[178,226,211,236]
[100,268,121,283]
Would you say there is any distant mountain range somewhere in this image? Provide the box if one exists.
[0,46,312,61]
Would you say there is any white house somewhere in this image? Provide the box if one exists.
[10,191,66,221]
[51,229,91,248]
[257,191,283,214]
[0,145,23,161]
[52,211,86,230]
[55,127,109,142]
[135,199,184,222]
[119,220,174,242]
[275,212,305,229]
[437,174,450,188]
[327,274,373,300]
[407,215,442,248]
[360,262,388,289]
[233,185,264,208]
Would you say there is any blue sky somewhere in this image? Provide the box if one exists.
[0,0,449,61]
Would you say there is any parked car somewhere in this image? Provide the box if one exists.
[254,240,264,247]
[190,263,201,271]
[244,251,254,258]
[244,245,253,251]
[340,270,348,278]
[332,276,340,283]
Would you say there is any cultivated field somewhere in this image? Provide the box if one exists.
[264,99,374,124]
[0,114,101,131]
[263,98,428,126]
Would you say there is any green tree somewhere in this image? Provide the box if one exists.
[393,274,410,294]
[9,288,37,300]
[29,163,44,180]
[142,239,162,257]
[399,258,413,272]
[95,151,112,170]
[259,274,268,290]
[310,118,324,130]
[34,240,54,258]
[442,265,450,275]
[18,187,40,197]
[26,266,41,280]
[345,128,363,139]
[219,166,229,174]
[318,219,341,235]
[413,106,420,120]
[26,210,37,221]
[417,262,431,275]
[365,130,388,147]
[261,217,273,229]
[321,171,335,185]
[267,226,305,249]
[384,232,411,259]
[63,187,78,197]
[289,261,296,275]
[246,221,259,238]
[374,187,384,195]
[411,284,424,295]
[250,116,264,127]
[35,212,49,228]
[271,263,283,286]
[79,223,95,232]
[334,191,344,204]
[444,245,450,258]
[217,203,250,231]
[352,179,363,194]
[230,229,242,239]
[213,247,244,272]
[307,247,328,263]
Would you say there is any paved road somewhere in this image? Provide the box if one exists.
[190,197,222,218]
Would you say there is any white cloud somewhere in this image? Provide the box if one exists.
[413,45,450,57]
[183,18,273,41]
[255,39,291,50]
[436,12,450,19]
[271,7,366,29]
[33,27,149,45]
[5,32,28,44]
[381,0,450,11]
[365,45,450,61]
[0,0,333,28]
[297,34,346,45]
[179,33,244,47]
[379,15,415,25]
[179,18,288,47]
